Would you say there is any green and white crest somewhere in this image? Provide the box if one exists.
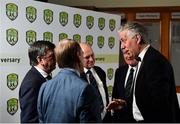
[26,30,36,45]
[98,17,105,30]
[109,19,116,31]
[73,14,81,28]
[7,73,18,90]
[6,3,18,21]
[107,68,114,80]
[6,28,18,46]
[44,9,53,25]
[7,98,18,115]
[59,12,68,26]
[26,6,37,23]
[97,36,104,48]
[73,34,81,42]
[107,85,113,97]
[108,36,115,49]
[59,33,68,41]
[86,35,93,46]
[86,16,94,29]
[43,32,53,42]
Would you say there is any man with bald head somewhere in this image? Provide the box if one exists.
[80,42,111,122]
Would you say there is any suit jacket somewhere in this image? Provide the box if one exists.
[19,66,46,123]
[81,66,111,122]
[112,65,135,122]
[134,46,180,122]
[112,46,180,123]
[37,68,102,123]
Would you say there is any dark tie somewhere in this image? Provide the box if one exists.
[125,68,134,98]
[46,75,52,80]
[86,70,104,112]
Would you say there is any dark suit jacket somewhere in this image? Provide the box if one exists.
[81,66,111,122]
[134,46,180,122]
[112,46,180,123]
[112,65,135,122]
[37,68,102,123]
[19,66,46,123]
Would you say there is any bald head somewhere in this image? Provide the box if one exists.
[80,42,95,69]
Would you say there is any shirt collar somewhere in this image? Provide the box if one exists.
[138,44,150,61]
[34,66,49,78]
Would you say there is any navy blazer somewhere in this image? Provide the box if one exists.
[37,68,102,123]
[19,66,46,123]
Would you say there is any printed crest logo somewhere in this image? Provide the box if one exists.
[59,12,68,26]
[26,6,37,23]
[73,14,81,28]
[86,16,94,29]
[98,17,105,30]
[86,35,93,46]
[44,9,53,25]
[6,28,18,46]
[97,36,104,48]
[108,85,113,97]
[107,68,114,80]
[73,34,81,42]
[7,98,18,115]
[108,37,115,49]
[6,3,18,21]
[26,30,36,45]
[109,19,116,31]
[43,32,53,42]
[59,33,68,41]
[7,73,18,90]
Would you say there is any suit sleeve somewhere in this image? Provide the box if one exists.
[77,84,102,123]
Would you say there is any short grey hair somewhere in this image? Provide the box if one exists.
[118,22,148,44]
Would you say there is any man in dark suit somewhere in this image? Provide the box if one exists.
[80,42,111,122]
[19,40,56,123]
[108,22,180,122]
[107,50,138,123]
[37,39,102,123]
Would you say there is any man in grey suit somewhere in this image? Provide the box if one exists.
[37,39,102,123]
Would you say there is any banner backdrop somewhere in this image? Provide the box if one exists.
[0,0,121,122]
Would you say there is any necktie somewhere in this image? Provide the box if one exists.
[86,70,104,112]
[125,68,134,98]
[46,75,52,80]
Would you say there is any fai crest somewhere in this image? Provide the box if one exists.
[7,98,18,115]
[26,6,37,23]
[59,12,68,26]
[7,73,18,90]
[73,34,81,42]
[98,17,105,30]
[109,19,116,31]
[43,32,53,42]
[86,16,94,29]
[44,9,53,25]
[108,37,115,49]
[73,14,81,28]
[6,28,18,46]
[97,36,104,48]
[86,35,93,46]
[107,68,114,80]
[6,3,18,21]
[108,85,113,97]
[26,30,36,45]
[59,33,68,41]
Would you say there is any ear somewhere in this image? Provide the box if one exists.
[136,34,142,44]
[36,56,42,63]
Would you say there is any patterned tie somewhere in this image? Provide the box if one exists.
[46,75,52,80]
[125,68,134,98]
[86,70,104,112]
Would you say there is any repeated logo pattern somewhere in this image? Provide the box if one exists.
[3,2,119,118]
